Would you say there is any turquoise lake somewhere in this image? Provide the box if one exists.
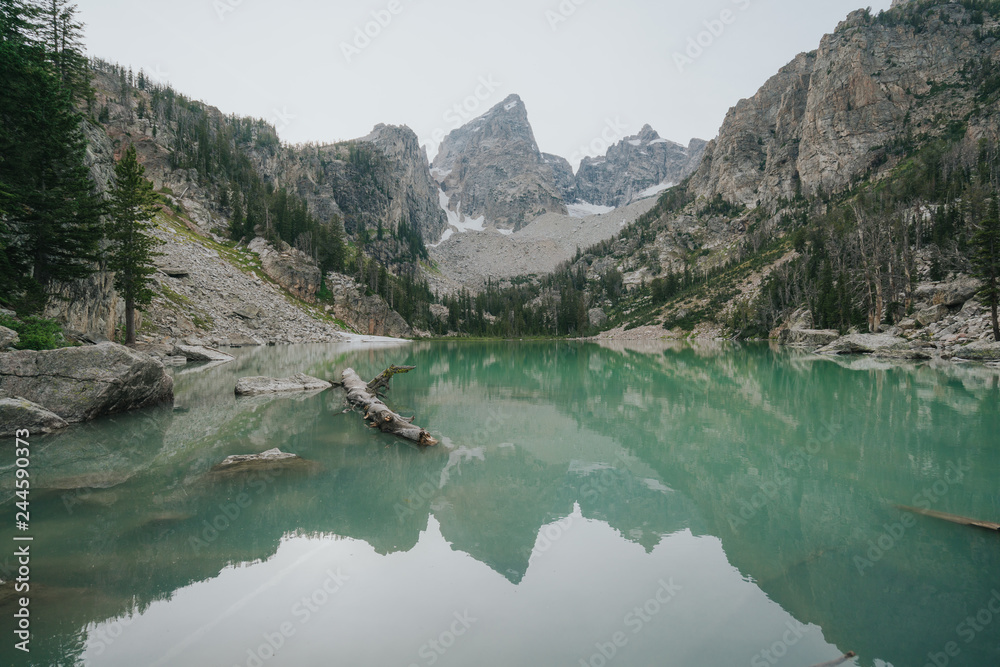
[1,341,999,666]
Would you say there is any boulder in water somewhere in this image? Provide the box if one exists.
[0,343,173,423]
[235,373,332,396]
[0,397,69,438]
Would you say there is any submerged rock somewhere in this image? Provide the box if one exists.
[873,348,933,361]
[173,344,235,363]
[954,341,1000,361]
[0,343,173,423]
[210,447,317,475]
[235,373,332,396]
[816,334,909,356]
[0,397,69,438]
[780,328,840,347]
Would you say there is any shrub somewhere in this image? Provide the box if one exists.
[0,314,73,351]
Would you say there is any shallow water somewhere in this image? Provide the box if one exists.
[2,341,999,666]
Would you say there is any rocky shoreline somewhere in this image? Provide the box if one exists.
[590,275,1000,367]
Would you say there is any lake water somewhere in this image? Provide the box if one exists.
[2,341,999,667]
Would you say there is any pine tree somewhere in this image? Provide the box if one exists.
[971,197,1000,341]
[0,0,104,312]
[42,0,91,102]
[107,145,162,346]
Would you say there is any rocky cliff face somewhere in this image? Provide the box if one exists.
[271,125,447,242]
[690,4,1000,208]
[574,126,706,207]
[362,124,449,242]
[541,153,576,202]
[323,273,413,338]
[43,120,126,340]
[248,238,322,303]
[432,94,568,231]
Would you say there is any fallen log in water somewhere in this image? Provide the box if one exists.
[896,505,1000,532]
[807,652,856,667]
[341,367,437,447]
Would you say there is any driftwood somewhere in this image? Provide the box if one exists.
[341,367,437,447]
[807,653,856,667]
[896,505,1000,532]
[367,365,415,394]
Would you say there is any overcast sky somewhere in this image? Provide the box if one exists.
[75,0,893,169]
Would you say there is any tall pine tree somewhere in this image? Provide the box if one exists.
[0,0,103,312]
[107,144,162,346]
[971,197,1000,341]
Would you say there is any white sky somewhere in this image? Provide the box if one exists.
[75,0,893,169]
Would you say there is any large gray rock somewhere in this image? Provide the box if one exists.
[933,277,981,307]
[782,328,841,347]
[817,334,909,356]
[0,397,69,438]
[325,272,413,338]
[173,344,235,363]
[235,373,332,396]
[916,304,950,327]
[0,343,173,423]
[249,237,322,303]
[588,308,609,329]
[954,341,1000,361]
[0,326,19,350]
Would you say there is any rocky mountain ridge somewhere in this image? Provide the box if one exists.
[574,126,706,208]
[690,3,1000,208]
[432,94,568,232]
[430,94,705,238]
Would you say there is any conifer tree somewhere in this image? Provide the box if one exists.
[971,197,1000,341]
[107,145,162,346]
[0,0,103,311]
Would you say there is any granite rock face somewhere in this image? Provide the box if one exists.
[0,343,174,423]
[432,94,568,231]
[248,238,322,303]
[361,124,450,243]
[575,126,706,208]
[0,397,69,438]
[324,273,413,338]
[689,4,1000,208]
[542,153,577,203]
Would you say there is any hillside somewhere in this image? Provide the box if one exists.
[510,0,1000,354]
